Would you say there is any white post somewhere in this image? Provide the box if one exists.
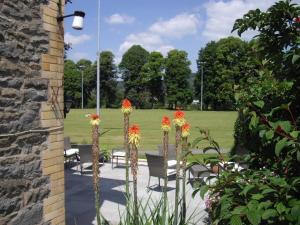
[96,0,100,115]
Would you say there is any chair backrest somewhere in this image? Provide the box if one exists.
[64,136,72,150]
[145,153,164,178]
[157,144,176,160]
[78,145,93,164]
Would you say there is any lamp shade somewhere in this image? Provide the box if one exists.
[72,11,85,30]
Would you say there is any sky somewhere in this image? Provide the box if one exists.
[64,0,300,72]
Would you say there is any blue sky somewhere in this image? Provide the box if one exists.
[64,0,299,72]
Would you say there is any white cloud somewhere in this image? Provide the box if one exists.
[105,13,135,25]
[64,32,92,45]
[202,0,278,40]
[150,13,199,38]
[119,32,163,54]
[118,13,199,59]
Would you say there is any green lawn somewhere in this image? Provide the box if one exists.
[65,109,237,152]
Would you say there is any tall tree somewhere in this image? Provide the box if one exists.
[119,45,149,108]
[64,59,81,108]
[99,51,118,107]
[165,49,193,109]
[141,51,165,108]
[233,0,300,115]
[194,37,255,110]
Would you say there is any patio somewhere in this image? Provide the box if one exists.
[65,160,208,225]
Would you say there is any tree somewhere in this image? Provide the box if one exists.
[119,45,149,108]
[194,37,256,110]
[141,51,165,108]
[64,59,81,108]
[232,0,300,115]
[165,50,193,109]
[99,51,118,107]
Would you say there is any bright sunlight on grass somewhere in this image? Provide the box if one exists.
[65,109,237,151]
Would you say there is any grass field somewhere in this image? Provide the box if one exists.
[64,109,237,152]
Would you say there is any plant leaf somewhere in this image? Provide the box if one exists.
[230,215,243,225]
[253,100,264,109]
[292,54,300,64]
[246,209,261,225]
[275,138,288,157]
[262,209,278,220]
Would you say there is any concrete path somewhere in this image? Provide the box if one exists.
[65,161,208,225]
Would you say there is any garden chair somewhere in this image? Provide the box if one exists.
[64,136,79,163]
[157,144,182,169]
[77,144,104,175]
[111,148,127,168]
[145,153,176,188]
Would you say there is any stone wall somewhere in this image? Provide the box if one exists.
[0,0,65,224]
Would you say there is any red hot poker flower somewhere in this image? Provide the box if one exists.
[161,116,171,132]
[88,114,101,126]
[173,110,186,127]
[182,122,190,137]
[129,124,141,146]
[121,99,133,114]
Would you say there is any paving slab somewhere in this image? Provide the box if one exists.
[65,161,208,225]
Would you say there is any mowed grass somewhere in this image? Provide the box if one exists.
[64,109,237,151]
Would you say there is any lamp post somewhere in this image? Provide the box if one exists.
[96,0,100,115]
[200,61,205,111]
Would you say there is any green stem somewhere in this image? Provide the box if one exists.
[124,114,130,215]
[174,126,181,225]
[163,131,169,224]
[181,137,188,223]
[131,144,138,224]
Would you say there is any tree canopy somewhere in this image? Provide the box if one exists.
[165,49,193,109]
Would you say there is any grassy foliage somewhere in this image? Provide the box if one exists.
[64,109,237,150]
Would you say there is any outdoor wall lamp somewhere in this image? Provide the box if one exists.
[57,11,85,30]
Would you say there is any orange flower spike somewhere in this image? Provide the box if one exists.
[182,122,190,137]
[89,114,101,126]
[121,98,133,114]
[161,116,171,132]
[173,109,186,127]
[129,124,141,146]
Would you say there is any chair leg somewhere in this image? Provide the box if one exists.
[158,178,160,187]
[148,176,151,188]
[111,157,113,169]
[80,164,83,175]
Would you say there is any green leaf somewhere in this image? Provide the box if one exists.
[291,206,300,218]
[278,121,292,133]
[297,151,300,162]
[253,100,264,109]
[241,184,255,196]
[199,185,209,199]
[276,202,286,214]
[265,130,274,140]
[292,54,300,64]
[261,188,276,195]
[232,206,247,215]
[290,131,299,139]
[262,209,278,220]
[246,210,261,225]
[275,138,288,156]
[230,215,243,225]
[252,194,264,200]
[191,137,205,147]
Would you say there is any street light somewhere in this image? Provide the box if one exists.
[200,61,205,111]
[96,0,101,115]
[78,65,85,109]
[57,11,86,30]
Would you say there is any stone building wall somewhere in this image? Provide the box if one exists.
[0,0,65,224]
